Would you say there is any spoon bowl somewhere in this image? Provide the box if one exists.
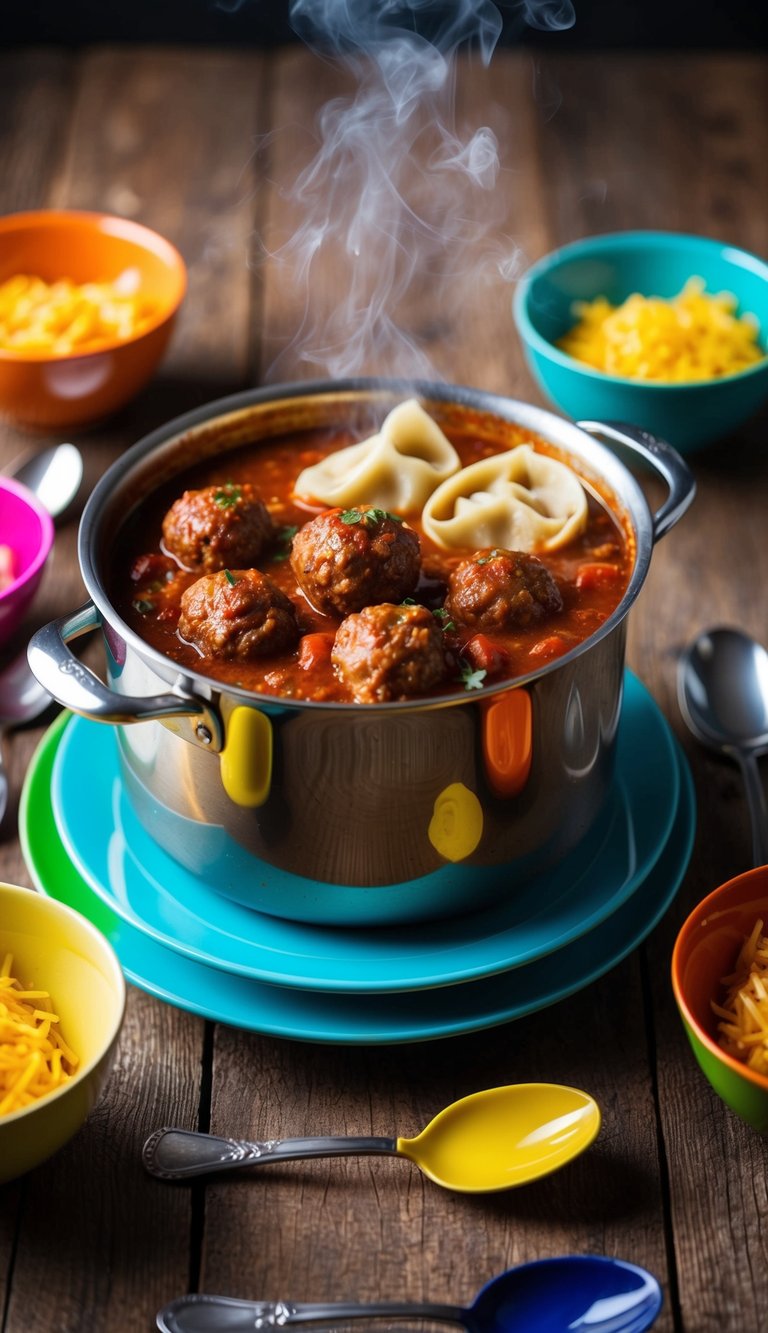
[0,649,53,726]
[678,626,768,865]
[397,1082,600,1191]
[157,1255,663,1333]
[143,1083,600,1193]
[8,442,84,520]
[0,649,53,823]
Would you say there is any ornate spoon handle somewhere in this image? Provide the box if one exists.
[731,748,768,867]
[0,732,8,825]
[157,1293,466,1332]
[143,1127,400,1180]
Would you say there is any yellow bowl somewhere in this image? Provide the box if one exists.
[0,882,126,1184]
[0,209,186,429]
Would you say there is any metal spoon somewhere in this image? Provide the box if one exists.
[0,650,53,823]
[678,626,768,866]
[156,1255,662,1333]
[7,442,83,520]
[143,1083,600,1193]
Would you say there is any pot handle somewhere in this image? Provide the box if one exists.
[576,420,696,542]
[27,601,223,750]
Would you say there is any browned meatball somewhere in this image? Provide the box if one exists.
[162,483,274,572]
[290,506,420,617]
[332,603,446,703]
[178,568,299,660]
[446,549,563,632]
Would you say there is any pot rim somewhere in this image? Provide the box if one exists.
[78,376,657,713]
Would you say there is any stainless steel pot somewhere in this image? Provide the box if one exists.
[29,380,695,925]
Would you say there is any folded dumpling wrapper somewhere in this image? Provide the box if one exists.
[422,444,588,552]
[293,399,461,514]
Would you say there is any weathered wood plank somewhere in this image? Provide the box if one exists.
[0,44,270,1332]
[4,992,204,1333]
[0,49,75,212]
[0,44,78,1323]
[47,44,271,418]
[256,48,550,392]
[201,975,665,1308]
[528,52,768,1333]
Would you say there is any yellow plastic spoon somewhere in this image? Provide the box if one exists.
[143,1083,600,1193]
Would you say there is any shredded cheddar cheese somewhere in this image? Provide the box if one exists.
[558,277,765,382]
[0,953,79,1116]
[712,918,768,1077]
[0,272,159,356]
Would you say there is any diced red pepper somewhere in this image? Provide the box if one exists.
[528,634,570,661]
[298,632,336,671]
[0,544,16,591]
[464,633,505,676]
[130,552,177,584]
[575,562,621,591]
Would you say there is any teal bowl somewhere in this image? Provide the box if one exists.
[512,231,768,453]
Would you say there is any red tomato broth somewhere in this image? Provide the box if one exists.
[112,420,635,703]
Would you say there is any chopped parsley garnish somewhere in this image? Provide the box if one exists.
[458,660,487,691]
[213,484,242,509]
[223,569,238,585]
[146,571,175,592]
[132,598,155,614]
[340,507,403,527]
[433,607,456,632]
[272,523,299,561]
[475,548,504,566]
[400,597,417,606]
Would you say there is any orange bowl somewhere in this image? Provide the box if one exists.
[0,209,187,429]
[672,866,768,1132]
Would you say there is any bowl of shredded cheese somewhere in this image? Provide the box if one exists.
[672,866,768,1134]
[0,209,186,429]
[0,882,125,1183]
[513,231,768,452]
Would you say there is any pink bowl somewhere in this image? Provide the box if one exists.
[0,476,55,643]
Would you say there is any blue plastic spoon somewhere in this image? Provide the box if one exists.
[157,1255,662,1332]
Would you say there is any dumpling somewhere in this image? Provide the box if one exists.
[293,399,461,515]
[422,444,588,552]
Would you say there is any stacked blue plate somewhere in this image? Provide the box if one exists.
[20,672,695,1044]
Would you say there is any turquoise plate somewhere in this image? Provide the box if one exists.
[49,673,679,993]
[21,713,694,1044]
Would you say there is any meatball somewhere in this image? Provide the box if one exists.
[332,603,446,703]
[290,506,420,618]
[178,568,299,660]
[446,549,563,632]
[162,483,274,572]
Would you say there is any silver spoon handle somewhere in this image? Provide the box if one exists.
[157,1293,466,1332]
[732,749,768,867]
[143,1127,399,1180]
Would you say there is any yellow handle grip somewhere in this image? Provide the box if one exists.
[220,706,273,808]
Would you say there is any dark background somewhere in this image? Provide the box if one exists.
[3,0,766,49]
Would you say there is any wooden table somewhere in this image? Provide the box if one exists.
[1,42,767,1333]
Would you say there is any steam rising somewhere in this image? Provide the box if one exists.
[260,0,575,383]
